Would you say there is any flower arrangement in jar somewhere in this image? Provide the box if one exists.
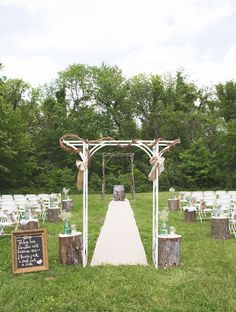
[59,211,72,234]
[62,187,70,200]
[169,187,176,199]
[160,207,169,235]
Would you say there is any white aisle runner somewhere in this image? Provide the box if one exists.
[90,199,148,266]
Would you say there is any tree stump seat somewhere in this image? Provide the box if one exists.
[20,220,39,231]
[48,208,60,222]
[59,232,83,265]
[62,199,73,211]
[168,199,179,211]
[184,209,196,223]
[211,217,230,239]
[158,235,182,268]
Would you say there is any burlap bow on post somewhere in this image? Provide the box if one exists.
[76,159,87,190]
[148,138,180,181]
[148,156,165,181]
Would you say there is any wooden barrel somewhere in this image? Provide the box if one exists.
[113,185,125,201]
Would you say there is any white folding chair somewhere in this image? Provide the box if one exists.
[229,207,236,238]
[2,195,14,200]
[38,194,50,208]
[203,191,215,197]
[228,191,236,203]
[50,193,62,208]
[203,194,215,209]
[219,195,231,213]
[215,190,226,198]
[192,191,204,205]
[0,210,16,236]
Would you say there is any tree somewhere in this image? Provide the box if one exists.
[178,138,217,189]
[215,81,236,122]
[4,79,30,110]
[92,63,138,138]
[57,64,94,110]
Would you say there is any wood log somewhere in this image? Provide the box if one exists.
[59,232,83,265]
[211,217,230,239]
[62,200,73,211]
[47,208,60,223]
[168,199,179,211]
[184,210,196,223]
[20,220,39,231]
[158,235,181,268]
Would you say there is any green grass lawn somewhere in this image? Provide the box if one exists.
[0,192,235,312]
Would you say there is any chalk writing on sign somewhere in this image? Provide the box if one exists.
[12,229,48,274]
[16,234,44,268]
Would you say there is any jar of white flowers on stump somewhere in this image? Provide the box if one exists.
[168,188,179,211]
[62,187,73,212]
[183,197,196,223]
[158,208,182,268]
[58,211,83,265]
[48,196,61,222]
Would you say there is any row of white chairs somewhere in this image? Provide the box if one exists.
[179,191,236,209]
[180,190,236,199]
[0,193,61,207]
[179,191,236,238]
[0,193,61,236]
[179,190,236,197]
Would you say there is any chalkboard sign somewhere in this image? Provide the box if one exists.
[11,229,48,274]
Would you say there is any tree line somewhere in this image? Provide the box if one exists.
[0,62,235,194]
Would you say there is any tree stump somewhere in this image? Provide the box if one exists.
[158,235,181,268]
[168,199,179,211]
[62,200,73,211]
[211,217,230,239]
[20,220,39,231]
[48,208,60,223]
[59,232,83,265]
[184,210,196,223]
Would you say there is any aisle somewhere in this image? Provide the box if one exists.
[90,199,148,266]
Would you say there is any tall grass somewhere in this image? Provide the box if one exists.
[0,193,235,312]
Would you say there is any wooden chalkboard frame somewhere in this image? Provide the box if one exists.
[11,228,48,274]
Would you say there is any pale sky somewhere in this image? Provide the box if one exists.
[1,0,236,87]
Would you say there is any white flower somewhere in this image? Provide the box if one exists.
[59,211,72,221]
[160,208,169,222]
[63,187,70,195]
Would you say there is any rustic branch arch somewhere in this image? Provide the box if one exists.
[59,135,180,268]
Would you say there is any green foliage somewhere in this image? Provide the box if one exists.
[215,81,236,122]
[0,63,236,192]
[37,167,75,193]
[178,139,217,189]
[89,173,102,193]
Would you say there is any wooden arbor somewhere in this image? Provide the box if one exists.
[101,152,135,199]
[60,135,180,268]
